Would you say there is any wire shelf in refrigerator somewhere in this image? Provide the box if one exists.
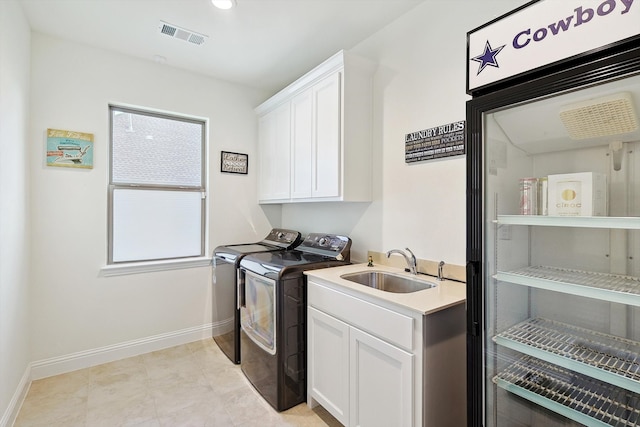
[496,215,640,229]
[494,317,640,393]
[494,355,640,427]
[495,266,640,307]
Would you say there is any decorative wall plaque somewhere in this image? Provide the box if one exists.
[46,128,94,169]
[221,151,248,174]
[405,120,466,163]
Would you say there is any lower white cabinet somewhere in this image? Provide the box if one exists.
[307,280,418,427]
[307,277,467,427]
[349,327,413,427]
[308,305,414,427]
[308,306,350,425]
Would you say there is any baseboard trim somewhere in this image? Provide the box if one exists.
[0,364,31,427]
[31,322,219,380]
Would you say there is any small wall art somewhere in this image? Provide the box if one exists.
[46,128,94,169]
[404,120,466,164]
[221,151,248,174]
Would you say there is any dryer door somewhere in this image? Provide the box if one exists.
[240,271,276,355]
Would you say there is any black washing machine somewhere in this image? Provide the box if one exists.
[212,229,301,364]
[238,233,351,411]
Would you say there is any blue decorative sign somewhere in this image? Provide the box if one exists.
[46,128,94,169]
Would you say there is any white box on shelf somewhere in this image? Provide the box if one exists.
[547,172,607,216]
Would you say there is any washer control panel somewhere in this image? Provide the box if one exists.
[263,228,302,248]
[299,233,352,260]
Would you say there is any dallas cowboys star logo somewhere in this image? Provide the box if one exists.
[471,40,506,75]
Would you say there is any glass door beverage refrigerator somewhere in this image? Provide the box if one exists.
[465,1,640,426]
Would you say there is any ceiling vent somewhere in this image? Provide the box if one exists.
[159,21,208,46]
[559,92,639,140]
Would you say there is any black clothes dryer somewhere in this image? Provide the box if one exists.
[212,229,301,364]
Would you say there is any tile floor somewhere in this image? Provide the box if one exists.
[14,339,342,427]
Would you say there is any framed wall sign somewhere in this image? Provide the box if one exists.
[405,120,466,163]
[46,128,94,169]
[221,151,248,174]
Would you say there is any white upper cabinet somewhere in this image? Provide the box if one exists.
[290,87,313,199]
[257,102,291,201]
[255,50,375,203]
[311,72,341,199]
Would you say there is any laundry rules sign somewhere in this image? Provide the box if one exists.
[404,120,466,163]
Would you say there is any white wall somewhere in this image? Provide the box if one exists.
[28,33,274,364]
[0,0,31,424]
[282,0,529,265]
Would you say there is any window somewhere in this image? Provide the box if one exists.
[108,105,206,265]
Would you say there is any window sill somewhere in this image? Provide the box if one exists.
[100,256,212,277]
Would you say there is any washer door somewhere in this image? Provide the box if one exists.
[240,271,276,355]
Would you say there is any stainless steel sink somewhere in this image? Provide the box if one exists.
[340,271,436,293]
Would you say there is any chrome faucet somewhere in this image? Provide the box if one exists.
[386,248,417,275]
[438,261,445,281]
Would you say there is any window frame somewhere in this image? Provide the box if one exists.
[104,104,209,274]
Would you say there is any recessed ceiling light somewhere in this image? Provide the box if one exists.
[211,0,236,10]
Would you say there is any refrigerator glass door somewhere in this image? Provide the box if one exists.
[241,271,277,355]
[482,72,640,426]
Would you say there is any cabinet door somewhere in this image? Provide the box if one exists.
[350,327,414,427]
[312,72,341,198]
[290,88,313,199]
[257,102,290,201]
[308,307,350,426]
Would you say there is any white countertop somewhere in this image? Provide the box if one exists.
[305,263,466,315]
